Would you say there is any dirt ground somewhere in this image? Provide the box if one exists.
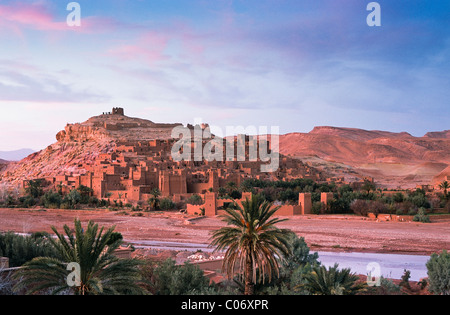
[0,208,449,256]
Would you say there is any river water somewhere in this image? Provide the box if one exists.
[129,240,430,281]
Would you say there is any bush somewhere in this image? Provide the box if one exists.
[394,201,417,215]
[40,191,62,209]
[413,208,430,223]
[282,234,319,271]
[426,250,450,295]
[64,189,81,208]
[187,194,203,206]
[392,192,405,203]
[366,276,402,295]
[0,232,58,267]
[410,194,430,209]
[311,201,324,215]
[350,199,387,216]
[367,200,388,215]
[160,198,176,211]
[18,196,37,208]
[300,263,366,295]
[444,200,450,214]
[350,199,369,216]
[147,259,213,295]
[88,196,100,207]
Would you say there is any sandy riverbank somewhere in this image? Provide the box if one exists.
[0,208,448,256]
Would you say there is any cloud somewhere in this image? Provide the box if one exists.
[107,31,170,65]
[0,59,107,103]
[0,2,66,32]
[0,2,122,36]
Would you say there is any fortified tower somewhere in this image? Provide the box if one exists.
[112,107,125,115]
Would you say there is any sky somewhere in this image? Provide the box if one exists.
[0,0,449,151]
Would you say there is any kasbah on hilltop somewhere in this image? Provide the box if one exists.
[2,107,448,219]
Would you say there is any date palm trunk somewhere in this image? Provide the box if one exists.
[244,255,254,295]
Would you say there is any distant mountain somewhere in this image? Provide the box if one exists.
[278,126,450,188]
[0,149,36,161]
[424,130,450,139]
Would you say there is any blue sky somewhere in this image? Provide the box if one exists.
[0,0,449,150]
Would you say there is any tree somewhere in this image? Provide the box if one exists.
[77,185,94,204]
[13,219,146,295]
[209,195,292,295]
[25,179,45,199]
[439,181,450,200]
[299,263,366,295]
[65,189,81,208]
[148,188,161,210]
[426,250,450,295]
[40,190,62,209]
[361,180,376,195]
[282,234,320,271]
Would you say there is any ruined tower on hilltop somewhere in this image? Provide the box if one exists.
[112,107,125,116]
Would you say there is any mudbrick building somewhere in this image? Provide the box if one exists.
[41,137,322,205]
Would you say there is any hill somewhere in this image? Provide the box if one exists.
[0,110,182,186]
[0,149,35,161]
[279,127,450,188]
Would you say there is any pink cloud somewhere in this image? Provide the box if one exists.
[0,3,120,35]
[0,3,66,32]
[107,31,170,65]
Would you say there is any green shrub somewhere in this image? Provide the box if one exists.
[19,196,37,208]
[148,259,213,295]
[40,191,62,209]
[187,194,203,205]
[300,263,366,295]
[160,198,176,211]
[413,208,430,223]
[426,250,450,295]
[0,232,58,267]
[311,201,323,215]
[65,189,81,207]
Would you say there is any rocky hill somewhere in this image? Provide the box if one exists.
[279,127,450,188]
[0,159,8,172]
[0,111,183,186]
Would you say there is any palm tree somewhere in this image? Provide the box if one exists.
[209,195,292,295]
[14,219,147,295]
[299,263,366,295]
[439,181,450,200]
[148,188,161,210]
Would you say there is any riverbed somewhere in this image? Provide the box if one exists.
[129,239,430,281]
